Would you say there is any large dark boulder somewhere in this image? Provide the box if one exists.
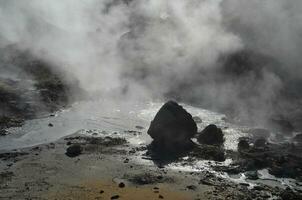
[197,124,224,146]
[147,101,197,152]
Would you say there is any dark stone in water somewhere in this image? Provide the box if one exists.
[245,171,259,180]
[65,144,82,157]
[197,124,224,146]
[147,101,197,152]
[238,138,250,151]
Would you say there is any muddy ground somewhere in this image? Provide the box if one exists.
[0,132,301,200]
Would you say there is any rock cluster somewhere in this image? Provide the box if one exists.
[147,101,225,161]
[234,137,302,180]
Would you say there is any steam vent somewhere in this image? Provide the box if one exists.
[147,101,197,152]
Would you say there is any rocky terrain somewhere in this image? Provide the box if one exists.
[0,131,301,200]
[0,101,301,199]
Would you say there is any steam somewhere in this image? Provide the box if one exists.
[0,0,301,126]
[222,0,302,73]
[0,0,241,95]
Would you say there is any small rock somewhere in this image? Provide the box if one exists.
[252,186,264,191]
[197,124,224,146]
[135,126,144,130]
[111,195,120,199]
[48,123,53,127]
[186,185,197,190]
[193,116,202,123]
[245,171,259,180]
[158,195,164,199]
[238,139,250,151]
[118,182,125,188]
[239,182,250,187]
[65,144,82,157]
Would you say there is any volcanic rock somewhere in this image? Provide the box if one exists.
[245,171,259,180]
[238,138,250,151]
[197,124,224,146]
[147,101,197,152]
[65,144,82,157]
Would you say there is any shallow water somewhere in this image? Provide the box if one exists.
[0,99,247,151]
[0,99,301,190]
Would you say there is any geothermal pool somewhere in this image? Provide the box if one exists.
[0,99,248,151]
[0,99,300,191]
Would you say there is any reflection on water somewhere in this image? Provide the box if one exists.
[0,100,248,151]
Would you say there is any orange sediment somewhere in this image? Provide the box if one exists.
[47,180,193,200]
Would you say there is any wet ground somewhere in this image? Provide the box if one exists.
[1,100,301,199]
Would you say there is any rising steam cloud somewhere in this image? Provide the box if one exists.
[0,0,301,126]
